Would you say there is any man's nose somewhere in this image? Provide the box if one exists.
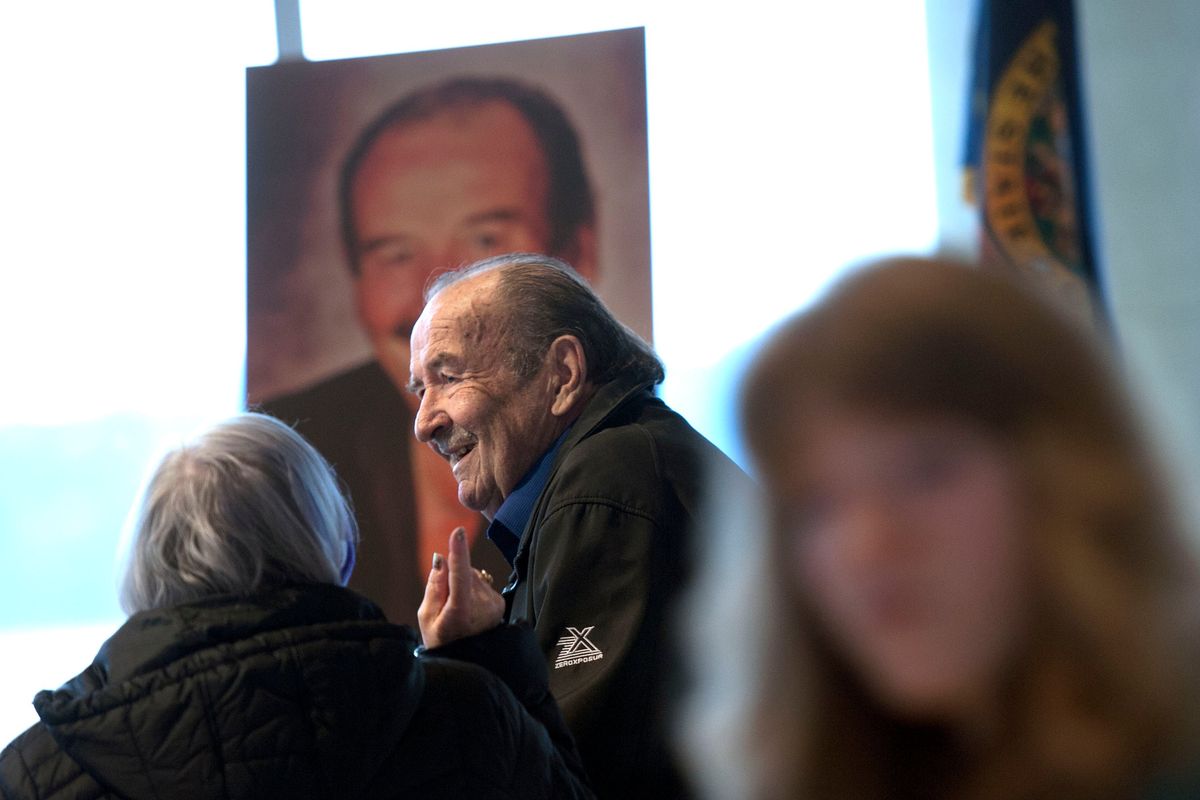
[413,391,446,445]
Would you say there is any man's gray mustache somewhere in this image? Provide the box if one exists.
[433,428,478,458]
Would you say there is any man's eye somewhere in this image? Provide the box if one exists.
[440,373,460,384]
[363,243,418,270]
[468,230,507,253]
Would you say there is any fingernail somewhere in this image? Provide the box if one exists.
[432,552,443,571]
[454,528,466,543]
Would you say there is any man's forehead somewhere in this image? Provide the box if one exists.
[375,101,542,159]
[433,270,501,317]
[414,274,503,358]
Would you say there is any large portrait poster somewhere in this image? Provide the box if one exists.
[246,28,651,625]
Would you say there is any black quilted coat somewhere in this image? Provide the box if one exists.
[0,583,592,799]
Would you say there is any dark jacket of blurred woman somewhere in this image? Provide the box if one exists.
[682,258,1200,800]
[0,413,592,800]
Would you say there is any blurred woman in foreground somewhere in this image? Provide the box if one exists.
[0,412,591,799]
[685,258,1200,800]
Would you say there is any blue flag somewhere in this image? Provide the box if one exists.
[964,0,1104,315]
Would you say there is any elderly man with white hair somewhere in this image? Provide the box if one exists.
[408,253,745,798]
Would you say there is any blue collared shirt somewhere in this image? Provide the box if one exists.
[487,427,572,566]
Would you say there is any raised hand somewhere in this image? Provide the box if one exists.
[418,527,505,649]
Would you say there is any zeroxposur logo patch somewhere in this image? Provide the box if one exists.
[554,626,604,669]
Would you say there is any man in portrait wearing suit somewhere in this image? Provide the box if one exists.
[264,77,598,626]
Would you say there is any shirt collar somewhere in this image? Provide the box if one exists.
[487,426,572,564]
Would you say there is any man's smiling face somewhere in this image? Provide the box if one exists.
[407,271,562,519]
[350,102,554,394]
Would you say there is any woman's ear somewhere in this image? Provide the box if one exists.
[546,335,589,417]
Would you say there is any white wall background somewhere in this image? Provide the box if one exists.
[1078,0,1200,531]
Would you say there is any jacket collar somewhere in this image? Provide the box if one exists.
[37,584,395,718]
[501,374,659,592]
[31,584,421,800]
[558,374,658,459]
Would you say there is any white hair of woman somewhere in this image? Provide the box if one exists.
[119,412,358,614]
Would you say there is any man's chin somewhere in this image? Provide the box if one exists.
[457,485,499,521]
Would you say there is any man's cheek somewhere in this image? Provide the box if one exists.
[358,276,411,329]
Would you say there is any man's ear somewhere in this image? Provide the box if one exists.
[546,335,588,417]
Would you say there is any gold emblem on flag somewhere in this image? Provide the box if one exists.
[980,21,1093,317]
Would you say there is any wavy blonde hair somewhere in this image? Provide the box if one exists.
[684,258,1200,800]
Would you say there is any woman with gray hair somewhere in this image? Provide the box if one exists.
[0,412,592,799]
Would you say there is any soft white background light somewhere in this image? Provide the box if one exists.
[0,0,277,741]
